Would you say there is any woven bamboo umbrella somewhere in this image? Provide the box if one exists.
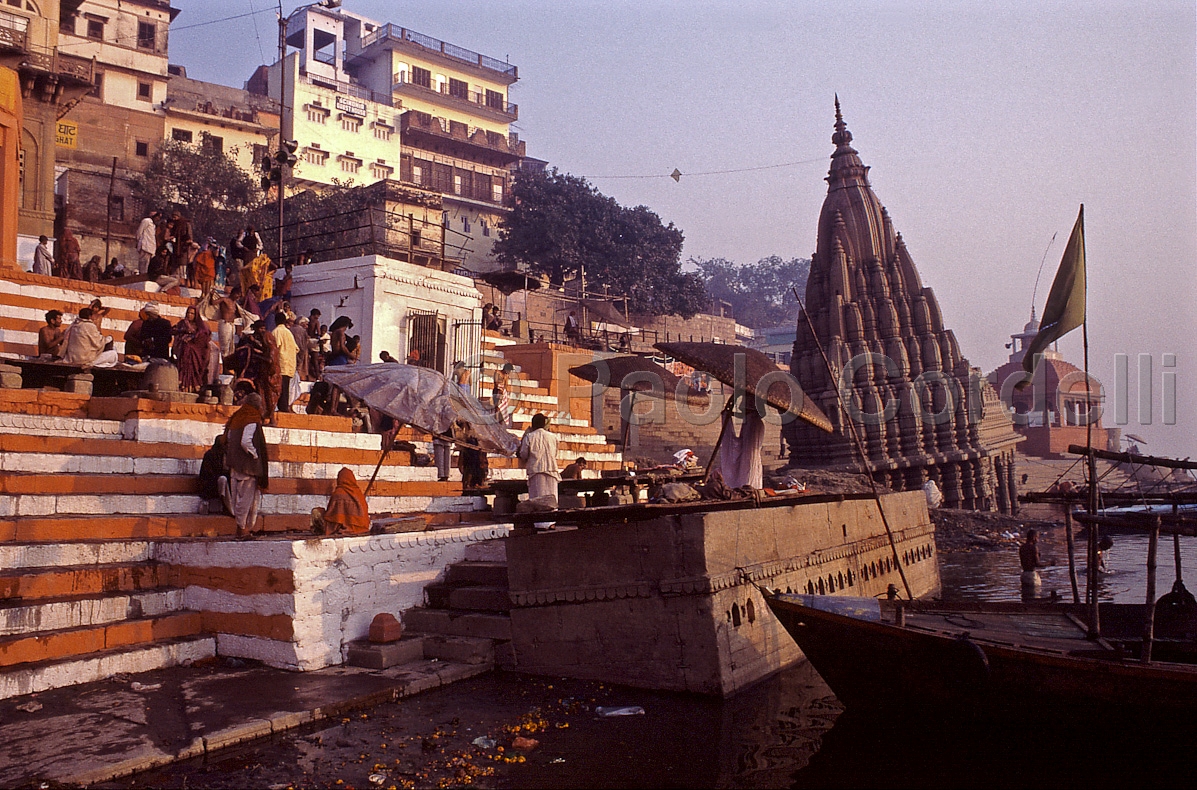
[569,354,708,447]
[654,342,834,480]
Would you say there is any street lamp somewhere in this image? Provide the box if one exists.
[276,0,342,265]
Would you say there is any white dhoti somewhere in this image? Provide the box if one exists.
[222,469,261,533]
[218,322,235,358]
[527,472,559,507]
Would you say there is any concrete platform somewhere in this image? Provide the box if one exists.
[0,657,493,787]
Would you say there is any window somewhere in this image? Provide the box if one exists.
[90,71,103,98]
[411,66,431,88]
[481,219,490,237]
[453,174,462,195]
[305,104,329,124]
[492,181,504,203]
[109,195,124,222]
[485,89,504,110]
[339,154,360,174]
[448,78,468,99]
[372,122,392,141]
[201,133,223,155]
[135,141,149,157]
[86,17,104,40]
[411,165,422,185]
[137,21,156,50]
[461,215,470,233]
[252,144,268,167]
[340,115,361,133]
[302,146,328,166]
[171,128,193,143]
[449,120,467,137]
[137,82,151,101]
[370,161,393,180]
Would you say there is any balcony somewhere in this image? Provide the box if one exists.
[19,44,95,86]
[400,111,525,165]
[357,23,517,84]
[0,10,27,61]
[301,72,390,106]
[392,74,517,122]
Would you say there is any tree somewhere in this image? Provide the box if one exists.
[495,169,708,318]
[692,254,811,329]
[130,139,263,246]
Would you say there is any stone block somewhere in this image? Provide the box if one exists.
[0,372,22,389]
[64,373,94,396]
[403,608,513,640]
[368,612,404,643]
[346,636,425,669]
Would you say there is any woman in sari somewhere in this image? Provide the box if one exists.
[172,305,213,393]
[317,467,371,536]
[244,253,274,300]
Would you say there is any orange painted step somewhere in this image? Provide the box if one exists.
[0,563,172,602]
[0,513,318,543]
[0,611,202,668]
[0,474,461,498]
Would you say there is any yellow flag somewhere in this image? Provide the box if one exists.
[1023,205,1086,379]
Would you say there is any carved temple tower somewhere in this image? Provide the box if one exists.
[784,100,1021,511]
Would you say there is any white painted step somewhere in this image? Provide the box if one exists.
[0,590,184,637]
[0,636,215,700]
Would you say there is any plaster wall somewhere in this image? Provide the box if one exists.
[157,525,510,670]
[291,254,483,373]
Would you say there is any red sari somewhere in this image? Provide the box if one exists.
[172,308,212,392]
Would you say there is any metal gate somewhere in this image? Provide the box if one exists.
[409,311,445,372]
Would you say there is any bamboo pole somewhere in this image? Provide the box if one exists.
[1084,321,1101,639]
[364,445,391,497]
[1174,502,1183,585]
[1142,514,1160,663]
[1064,506,1080,604]
[702,395,735,484]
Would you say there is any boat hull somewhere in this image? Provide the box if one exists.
[765,594,1197,729]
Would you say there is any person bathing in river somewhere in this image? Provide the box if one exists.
[1019,529,1053,592]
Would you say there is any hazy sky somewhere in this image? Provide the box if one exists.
[171,0,1196,457]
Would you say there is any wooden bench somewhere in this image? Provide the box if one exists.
[0,356,147,397]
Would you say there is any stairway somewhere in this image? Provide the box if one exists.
[403,538,513,668]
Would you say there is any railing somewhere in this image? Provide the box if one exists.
[19,45,94,83]
[400,112,522,158]
[258,204,451,268]
[0,11,28,51]
[391,74,518,119]
[302,72,389,106]
[361,22,517,79]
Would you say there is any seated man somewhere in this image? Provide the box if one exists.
[60,308,118,367]
[561,456,588,480]
[37,310,66,358]
[197,435,229,514]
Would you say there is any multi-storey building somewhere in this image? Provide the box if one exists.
[53,0,176,264]
[164,65,279,184]
[1,0,93,268]
[254,6,525,271]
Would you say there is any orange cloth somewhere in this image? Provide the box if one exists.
[224,402,262,439]
[324,467,370,535]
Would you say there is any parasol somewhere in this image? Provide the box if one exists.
[654,342,833,433]
[478,269,546,295]
[570,354,707,448]
[322,364,519,494]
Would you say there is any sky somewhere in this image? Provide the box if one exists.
[169,0,1197,458]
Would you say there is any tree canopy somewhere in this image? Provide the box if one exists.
[691,255,811,329]
[130,139,264,246]
[495,169,707,318]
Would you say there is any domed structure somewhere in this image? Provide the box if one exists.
[784,99,1021,511]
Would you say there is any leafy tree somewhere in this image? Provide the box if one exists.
[130,139,263,246]
[496,169,707,318]
[691,254,811,329]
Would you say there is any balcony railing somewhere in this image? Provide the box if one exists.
[361,23,517,80]
[19,44,95,84]
[401,111,525,159]
[0,11,27,53]
[392,74,517,120]
[302,72,390,106]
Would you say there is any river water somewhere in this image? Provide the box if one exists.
[106,527,1196,790]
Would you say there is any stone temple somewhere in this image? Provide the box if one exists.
[784,100,1021,511]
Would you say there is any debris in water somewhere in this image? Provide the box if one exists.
[368,773,386,785]
[595,706,645,717]
[16,701,42,713]
[511,736,539,751]
[130,681,161,691]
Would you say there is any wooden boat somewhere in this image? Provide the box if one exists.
[763,593,1197,728]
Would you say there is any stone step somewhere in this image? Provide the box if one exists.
[0,473,462,499]
[446,586,511,612]
[420,633,495,665]
[0,611,203,669]
[401,608,513,641]
[444,561,508,588]
[0,540,154,570]
[0,562,173,603]
[0,634,215,700]
[0,589,183,637]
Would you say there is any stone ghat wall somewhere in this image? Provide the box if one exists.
[504,491,939,695]
[155,524,510,671]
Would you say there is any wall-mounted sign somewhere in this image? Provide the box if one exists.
[335,95,367,117]
[55,121,78,148]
